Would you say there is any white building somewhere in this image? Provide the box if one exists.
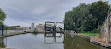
[36,24,45,32]
[31,23,35,31]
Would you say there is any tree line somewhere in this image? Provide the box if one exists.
[0,8,6,25]
[0,8,11,30]
[64,1,110,33]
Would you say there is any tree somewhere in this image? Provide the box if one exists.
[0,8,6,25]
[89,1,109,28]
[64,11,74,30]
[64,1,110,33]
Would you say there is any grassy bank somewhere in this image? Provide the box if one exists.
[79,32,99,36]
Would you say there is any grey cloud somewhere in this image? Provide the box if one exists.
[0,0,100,26]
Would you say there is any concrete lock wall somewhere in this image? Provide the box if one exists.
[99,13,111,43]
[110,26,111,42]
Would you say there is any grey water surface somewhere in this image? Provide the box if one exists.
[0,33,108,49]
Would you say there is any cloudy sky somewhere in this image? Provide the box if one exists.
[0,0,110,27]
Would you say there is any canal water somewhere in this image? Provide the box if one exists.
[0,33,108,49]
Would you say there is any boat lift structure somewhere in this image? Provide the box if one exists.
[44,21,63,44]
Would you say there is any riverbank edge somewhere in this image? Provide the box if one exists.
[69,33,95,38]
[0,32,29,38]
[69,33,111,48]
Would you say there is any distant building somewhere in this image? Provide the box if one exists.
[25,27,32,32]
[31,23,35,31]
[36,24,45,32]
[25,23,35,32]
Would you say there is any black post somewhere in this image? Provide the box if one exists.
[54,22,56,33]
[2,25,3,36]
[45,22,46,33]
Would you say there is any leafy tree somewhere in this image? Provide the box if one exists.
[89,1,109,28]
[0,8,6,25]
[64,1,110,33]
[64,11,74,30]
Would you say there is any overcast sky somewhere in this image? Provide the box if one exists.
[0,0,110,27]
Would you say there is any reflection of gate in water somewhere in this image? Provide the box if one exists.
[44,33,62,44]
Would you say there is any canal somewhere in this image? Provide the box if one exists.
[0,33,108,49]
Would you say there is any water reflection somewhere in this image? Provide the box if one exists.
[4,33,63,49]
[0,33,108,49]
[0,38,6,48]
[31,32,38,36]
[44,32,62,44]
[63,34,107,49]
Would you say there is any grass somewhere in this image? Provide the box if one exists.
[79,32,99,36]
